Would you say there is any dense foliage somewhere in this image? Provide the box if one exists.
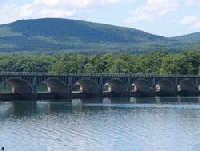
[0,51,199,75]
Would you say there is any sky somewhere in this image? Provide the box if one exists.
[0,0,200,37]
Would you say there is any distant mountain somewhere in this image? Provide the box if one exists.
[172,32,200,43]
[0,18,199,53]
[170,32,200,51]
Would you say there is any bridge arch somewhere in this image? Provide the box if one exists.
[41,78,69,98]
[0,78,34,100]
[132,78,152,96]
[155,79,175,96]
[178,79,198,95]
[75,79,100,97]
[104,79,128,96]
[2,78,33,94]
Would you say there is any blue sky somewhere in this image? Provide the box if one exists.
[0,0,200,37]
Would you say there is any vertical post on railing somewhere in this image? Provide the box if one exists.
[68,77,72,98]
[32,77,37,100]
[98,76,104,97]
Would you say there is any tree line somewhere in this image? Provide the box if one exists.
[0,50,199,75]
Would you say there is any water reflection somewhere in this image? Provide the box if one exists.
[102,98,111,104]
[46,102,72,113]
[0,102,13,120]
[36,102,50,115]
[130,96,200,104]
[130,97,156,104]
[12,101,37,116]
[104,97,130,103]
[72,99,83,112]
[0,96,200,118]
[1,96,200,151]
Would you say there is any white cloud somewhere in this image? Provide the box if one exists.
[186,0,200,6]
[33,0,92,8]
[126,0,179,23]
[126,9,154,23]
[180,16,198,25]
[19,4,34,18]
[33,0,132,8]
[101,0,132,5]
[0,4,20,24]
[0,3,76,24]
[180,16,200,29]
[0,0,133,24]
[146,0,179,15]
[31,8,76,18]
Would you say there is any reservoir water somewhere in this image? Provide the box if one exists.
[1,96,200,151]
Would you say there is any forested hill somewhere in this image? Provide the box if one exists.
[172,32,200,43]
[0,18,199,53]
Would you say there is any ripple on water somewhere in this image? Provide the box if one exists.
[1,97,200,151]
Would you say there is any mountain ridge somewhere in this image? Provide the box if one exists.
[0,18,199,53]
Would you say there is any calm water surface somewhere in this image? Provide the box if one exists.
[1,97,200,151]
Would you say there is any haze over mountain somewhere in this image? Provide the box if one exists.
[0,18,200,54]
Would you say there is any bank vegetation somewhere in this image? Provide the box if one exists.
[0,50,199,75]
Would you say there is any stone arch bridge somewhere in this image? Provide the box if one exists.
[0,72,199,100]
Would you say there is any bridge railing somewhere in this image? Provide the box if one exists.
[0,72,199,78]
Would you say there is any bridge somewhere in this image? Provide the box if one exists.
[0,72,199,101]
